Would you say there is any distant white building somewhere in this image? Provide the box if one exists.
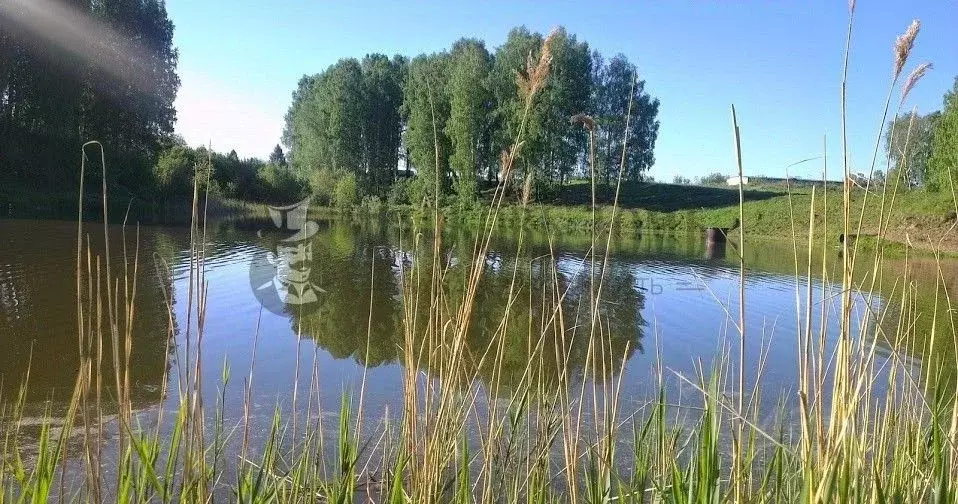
[726,176,749,186]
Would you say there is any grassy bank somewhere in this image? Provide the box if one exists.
[8,165,955,256]
[0,181,272,226]
[366,181,958,255]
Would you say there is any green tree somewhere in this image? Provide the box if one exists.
[885,111,938,188]
[489,27,546,188]
[872,170,885,185]
[360,54,405,196]
[269,144,287,167]
[279,25,661,208]
[591,54,659,184]
[445,39,493,208]
[332,172,358,208]
[928,78,958,192]
[83,0,180,191]
[154,144,198,198]
[285,56,405,201]
[282,74,319,175]
[284,59,366,179]
[403,53,451,207]
[0,0,179,196]
[308,167,338,205]
[256,162,305,203]
[700,172,727,185]
[536,28,591,193]
[320,60,367,175]
[208,149,278,201]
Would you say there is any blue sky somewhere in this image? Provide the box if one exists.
[166,0,957,181]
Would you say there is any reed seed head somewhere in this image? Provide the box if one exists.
[570,113,596,132]
[894,20,920,78]
[516,28,557,101]
[500,147,516,180]
[900,62,932,107]
[522,172,533,206]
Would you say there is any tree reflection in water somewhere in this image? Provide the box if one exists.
[278,220,646,394]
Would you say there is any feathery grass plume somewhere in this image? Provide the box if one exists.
[570,113,596,132]
[500,148,511,172]
[893,20,920,78]
[499,146,517,181]
[521,172,533,205]
[848,0,856,14]
[900,62,933,107]
[516,28,556,100]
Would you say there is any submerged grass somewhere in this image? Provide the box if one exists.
[3,9,958,503]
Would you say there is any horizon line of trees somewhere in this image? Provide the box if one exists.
[1,17,665,211]
[153,140,305,203]
[0,1,307,207]
[283,26,661,209]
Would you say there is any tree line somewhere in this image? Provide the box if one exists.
[886,77,958,191]
[153,141,304,203]
[2,15,662,211]
[0,0,178,197]
[0,1,311,207]
[283,26,661,208]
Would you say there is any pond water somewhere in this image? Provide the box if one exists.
[0,216,949,447]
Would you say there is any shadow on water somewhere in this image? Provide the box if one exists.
[0,219,183,412]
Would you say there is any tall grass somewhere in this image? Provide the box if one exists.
[2,9,957,503]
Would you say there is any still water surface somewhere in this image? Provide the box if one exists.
[0,217,946,440]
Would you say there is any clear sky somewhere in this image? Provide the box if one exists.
[166,0,957,181]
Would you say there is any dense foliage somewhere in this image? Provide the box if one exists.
[0,3,310,208]
[886,77,958,192]
[283,55,406,206]
[927,77,958,192]
[700,172,727,185]
[2,15,662,211]
[0,0,178,196]
[284,26,661,207]
[885,111,939,188]
[153,141,305,203]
